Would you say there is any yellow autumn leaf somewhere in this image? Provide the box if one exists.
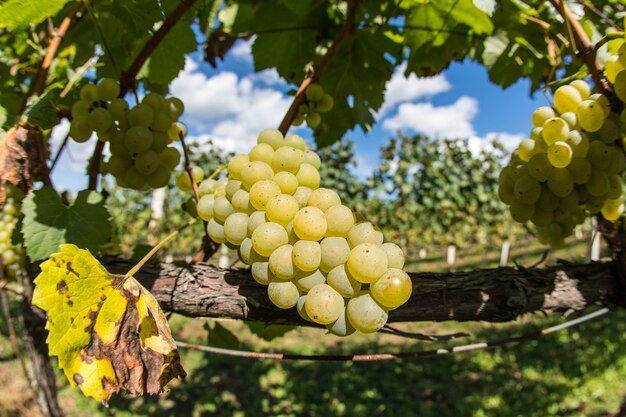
[32,244,186,404]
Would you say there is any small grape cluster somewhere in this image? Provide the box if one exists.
[69,79,185,190]
[0,191,24,281]
[499,69,626,246]
[293,83,334,129]
[191,128,411,335]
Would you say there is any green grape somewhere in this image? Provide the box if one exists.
[134,150,159,175]
[327,308,356,337]
[293,186,314,208]
[213,196,234,223]
[267,280,300,309]
[558,188,579,213]
[306,112,321,128]
[605,56,624,83]
[585,171,610,197]
[560,112,578,129]
[71,100,91,118]
[607,174,623,199]
[292,240,322,272]
[123,167,147,190]
[347,222,384,247]
[547,168,574,197]
[239,238,266,265]
[304,149,321,169]
[251,262,272,285]
[273,171,299,194]
[614,70,626,103]
[618,42,626,66]
[249,143,275,165]
[566,130,589,158]
[69,116,93,142]
[272,146,305,174]
[498,180,516,205]
[594,115,621,144]
[381,242,405,269]
[266,194,300,226]
[531,127,543,141]
[107,154,132,178]
[127,104,154,127]
[251,222,288,257]
[207,218,226,243]
[228,154,251,181]
[294,269,326,293]
[285,221,299,245]
[80,83,98,102]
[198,179,217,196]
[527,153,552,182]
[325,204,356,237]
[176,172,193,192]
[316,94,334,113]
[165,97,185,118]
[109,131,129,155]
[346,291,388,333]
[168,121,188,141]
[147,167,170,188]
[151,131,169,153]
[293,206,327,241]
[347,243,388,284]
[249,180,282,210]
[326,264,361,298]
[257,128,284,149]
[108,98,129,121]
[296,295,313,321]
[370,268,412,309]
[509,200,535,223]
[241,161,274,190]
[570,80,591,100]
[231,189,253,213]
[530,208,553,227]
[306,83,324,101]
[576,100,605,132]
[554,85,582,114]
[293,113,305,126]
[542,117,569,145]
[589,93,611,117]
[601,198,624,222]
[304,284,344,325]
[517,139,536,162]
[508,163,527,180]
[296,163,320,189]
[124,126,153,153]
[284,134,307,151]
[184,197,198,217]
[547,222,565,247]
[514,174,541,204]
[223,212,249,245]
[247,210,266,236]
[268,244,297,280]
[96,78,120,101]
[142,92,165,110]
[319,236,350,273]
[197,194,215,221]
[568,157,592,184]
[159,147,181,170]
[536,187,559,211]
[225,180,242,201]
[547,141,573,168]
[531,106,555,128]
[307,188,341,211]
[587,141,610,169]
[150,110,173,132]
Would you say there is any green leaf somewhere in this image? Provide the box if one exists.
[0,104,6,127]
[23,91,59,130]
[206,321,240,349]
[22,187,112,261]
[246,322,295,341]
[0,0,74,30]
[143,21,198,87]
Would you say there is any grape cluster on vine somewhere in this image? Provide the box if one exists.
[293,83,334,129]
[182,128,411,335]
[0,188,24,281]
[499,41,626,247]
[69,79,186,190]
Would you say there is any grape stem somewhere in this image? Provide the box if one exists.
[126,217,198,279]
[84,0,121,79]
[277,0,361,135]
[179,133,201,203]
[87,0,198,191]
[593,32,625,51]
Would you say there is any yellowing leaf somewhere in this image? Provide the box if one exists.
[33,244,185,404]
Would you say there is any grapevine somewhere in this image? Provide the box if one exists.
[0,186,24,281]
[293,83,334,130]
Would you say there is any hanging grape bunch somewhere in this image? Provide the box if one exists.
[186,128,411,335]
[69,78,185,190]
[0,187,24,281]
[498,42,626,247]
[293,83,334,129]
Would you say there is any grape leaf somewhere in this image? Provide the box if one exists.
[143,22,198,87]
[206,321,240,349]
[22,187,111,261]
[246,322,294,341]
[23,91,59,130]
[32,244,186,404]
[0,0,73,30]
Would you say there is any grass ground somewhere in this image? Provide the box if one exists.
[1,235,624,417]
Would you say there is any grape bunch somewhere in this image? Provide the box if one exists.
[499,55,626,247]
[0,189,24,281]
[69,79,185,190]
[293,83,334,129]
[193,128,411,335]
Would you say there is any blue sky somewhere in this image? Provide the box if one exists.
[50,38,546,190]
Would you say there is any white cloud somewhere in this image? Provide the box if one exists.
[378,64,451,117]
[230,38,253,62]
[382,96,479,139]
[171,58,292,154]
[467,131,525,155]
